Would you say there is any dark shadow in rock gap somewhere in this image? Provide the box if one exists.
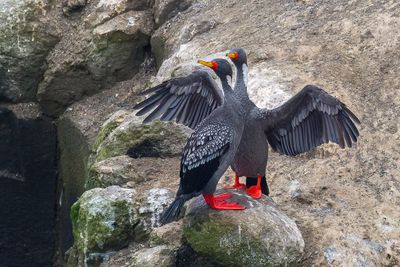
[0,106,58,267]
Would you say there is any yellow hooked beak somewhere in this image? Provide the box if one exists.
[197,60,214,68]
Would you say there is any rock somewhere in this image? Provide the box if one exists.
[153,0,192,26]
[62,0,87,14]
[138,188,175,228]
[57,114,92,256]
[37,10,154,116]
[99,244,177,267]
[68,186,139,267]
[92,110,131,152]
[151,18,218,67]
[87,155,181,189]
[89,155,146,188]
[85,0,151,28]
[93,113,190,162]
[150,221,183,247]
[88,10,154,81]
[130,245,176,267]
[0,0,59,102]
[183,190,305,267]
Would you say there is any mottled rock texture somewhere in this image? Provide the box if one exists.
[0,0,59,102]
[68,186,138,267]
[184,190,305,267]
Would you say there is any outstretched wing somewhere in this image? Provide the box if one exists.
[133,70,224,129]
[179,124,233,195]
[261,85,360,156]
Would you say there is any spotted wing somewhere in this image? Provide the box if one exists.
[179,124,233,195]
[133,70,224,129]
[261,85,360,156]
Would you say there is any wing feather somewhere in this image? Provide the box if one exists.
[262,85,360,156]
[133,70,224,129]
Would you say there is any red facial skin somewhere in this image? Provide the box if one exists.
[211,61,219,70]
[230,52,239,61]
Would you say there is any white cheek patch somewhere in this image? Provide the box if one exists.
[242,63,249,86]
[226,75,233,88]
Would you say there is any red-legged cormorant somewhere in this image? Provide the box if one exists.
[225,48,360,198]
[157,59,246,225]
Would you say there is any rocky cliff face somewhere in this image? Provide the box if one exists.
[1,0,399,266]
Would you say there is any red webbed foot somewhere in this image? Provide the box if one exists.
[203,194,245,210]
[213,193,233,202]
[224,174,245,190]
[246,175,262,199]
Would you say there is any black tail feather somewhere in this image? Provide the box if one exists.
[159,196,186,226]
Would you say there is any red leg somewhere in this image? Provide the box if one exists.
[246,175,262,199]
[224,174,245,189]
[203,194,245,210]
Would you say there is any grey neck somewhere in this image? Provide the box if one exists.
[219,75,232,91]
[233,63,250,100]
[219,75,235,102]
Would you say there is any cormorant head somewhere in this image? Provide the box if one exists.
[198,58,233,80]
[226,48,247,65]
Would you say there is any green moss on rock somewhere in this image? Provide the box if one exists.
[68,186,139,267]
[183,191,305,267]
[184,219,271,267]
[92,110,130,153]
[94,114,189,162]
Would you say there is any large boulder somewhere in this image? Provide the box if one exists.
[93,112,190,163]
[67,184,178,267]
[37,7,154,116]
[67,186,139,267]
[183,190,305,267]
[87,10,154,81]
[0,0,59,102]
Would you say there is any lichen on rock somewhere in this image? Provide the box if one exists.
[92,110,131,153]
[138,188,175,228]
[183,190,305,267]
[68,186,139,267]
[93,112,190,162]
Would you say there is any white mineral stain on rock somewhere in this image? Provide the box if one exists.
[139,188,174,228]
[127,16,135,26]
[324,246,338,265]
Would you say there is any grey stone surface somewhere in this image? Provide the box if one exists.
[67,186,138,267]
[0,0,59,102]
[37,10,154,116]
[183,190,305,267]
